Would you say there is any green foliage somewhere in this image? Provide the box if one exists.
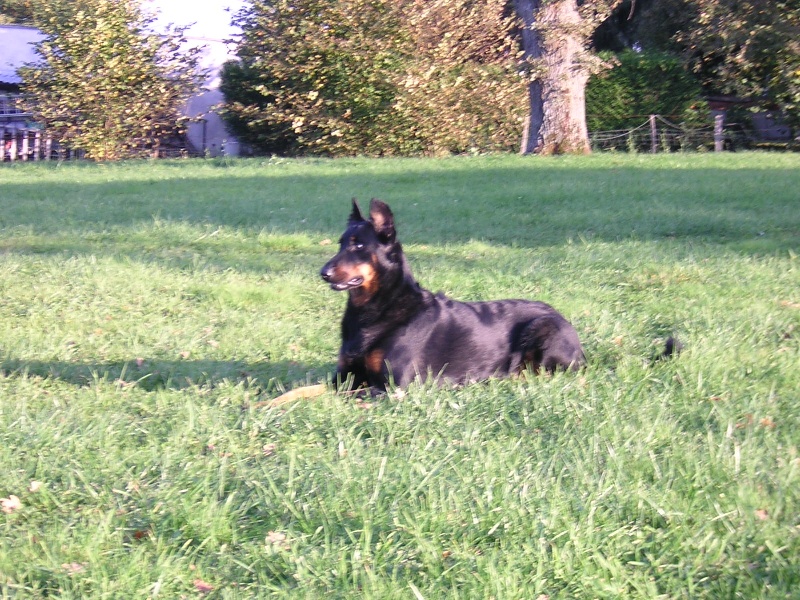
[221,0,405,156]
[218,59,297,155]
[593,0,800,131]
[586,50,708,131]
[678,0,800,128]
[18,0,202,160]
[221,0,524,156]
[389,0,525,156]
[0,0,37,23]
[0,155,799,597]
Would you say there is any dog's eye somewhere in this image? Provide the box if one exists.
[354,242,364,250]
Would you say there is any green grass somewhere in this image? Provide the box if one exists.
[0,153,798,598]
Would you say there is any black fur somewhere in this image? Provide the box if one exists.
[660,336,684,360]
[320,199,585,393]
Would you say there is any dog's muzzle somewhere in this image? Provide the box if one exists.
[320,263,363,291]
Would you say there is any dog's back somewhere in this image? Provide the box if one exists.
[375,295,584,387]
[321,199,584,392]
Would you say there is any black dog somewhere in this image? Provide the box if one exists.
[320,199,585,393]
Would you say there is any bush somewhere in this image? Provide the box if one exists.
[586,50,708,132]
[220,0,524,157]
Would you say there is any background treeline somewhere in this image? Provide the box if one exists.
[219,0,524,157]
[2,0,798,158]
[221,0,798,156]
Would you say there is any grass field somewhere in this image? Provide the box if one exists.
[0,153,798,598]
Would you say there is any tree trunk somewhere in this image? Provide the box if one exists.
[515,0,591,155]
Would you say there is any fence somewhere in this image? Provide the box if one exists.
[1,124,56,161]
[2,114,791,161]
[1,124,198,161]
[589,114,757,153]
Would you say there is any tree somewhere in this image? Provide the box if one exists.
[218,57,298,155]
[222,0,524,156]
[0,0,38,23]
[513,0,623,155]
[231,0,697,157]
[224,0,627,157]
[678,0,800,127]
[18,0,202,160]
[390,0,525,155]
[222,0,406,156]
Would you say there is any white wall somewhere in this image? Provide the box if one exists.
[184,88,240,157]
[182,37,242,157]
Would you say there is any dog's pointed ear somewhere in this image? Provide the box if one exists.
[348,198,366,225]
[369,198,395,242]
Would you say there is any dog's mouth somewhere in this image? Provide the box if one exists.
[330,276,364,291]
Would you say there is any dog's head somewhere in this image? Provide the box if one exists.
[320,198,397,305]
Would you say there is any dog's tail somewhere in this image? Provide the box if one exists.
[254,383,327,408]
[659,336,684,360]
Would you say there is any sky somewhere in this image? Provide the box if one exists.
[147,0,246,42]
[146,0,247,83]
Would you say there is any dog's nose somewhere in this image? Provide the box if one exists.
[320,264,334,282]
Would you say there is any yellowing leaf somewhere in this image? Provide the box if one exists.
[1,495,21,514]
[266,530,290,550]
[262,443,277,456]
[193,579,214,594]
[61,562,86,575]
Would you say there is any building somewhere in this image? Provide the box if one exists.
[183,36,241,157]
[1,25,45,160]
[0,23,240,159]
[0,24,43,104]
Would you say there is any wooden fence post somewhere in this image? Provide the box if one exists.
[649,115,658,153]
[9,126,17,161]
[714,113,725,152]
[21,129,30,160]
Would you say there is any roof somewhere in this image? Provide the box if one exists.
[0,26,230,88]
[0,25,45,85]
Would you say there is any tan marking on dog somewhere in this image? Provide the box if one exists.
[365,348,385,374]
[333,265,352,282]
[349,261,379,307]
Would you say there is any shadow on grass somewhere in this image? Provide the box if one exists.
[0,357,333,392]
[0,164,797,255]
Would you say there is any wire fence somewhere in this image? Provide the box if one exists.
[2,113,794,162]
[589,114,774,153]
